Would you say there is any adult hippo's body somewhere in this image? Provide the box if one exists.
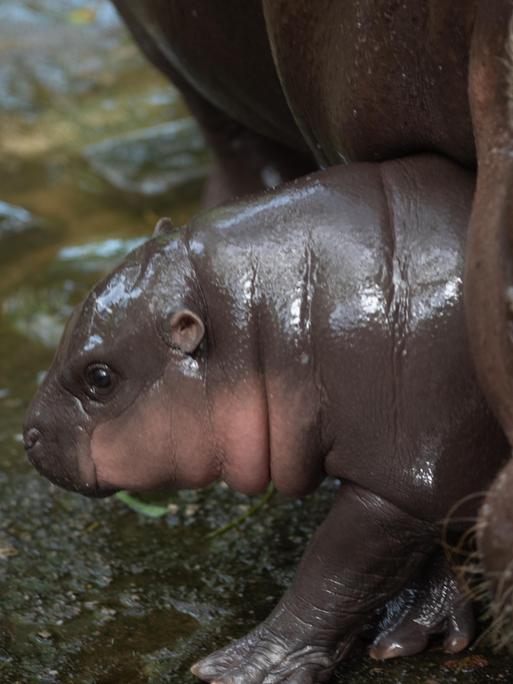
[112,0,513,644]
[24,156,508,682]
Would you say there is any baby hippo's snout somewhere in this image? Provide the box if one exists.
[23,377,109,498]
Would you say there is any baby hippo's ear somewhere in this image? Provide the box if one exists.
[153,217,174,237]
[167,309,205,354]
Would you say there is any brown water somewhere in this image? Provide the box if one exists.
[0,2,512,682]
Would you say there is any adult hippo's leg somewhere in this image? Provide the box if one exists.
[111,0,315,207]
[466,3,513,639]
[466,1,513,439]
[183,96,316,209]
[192,485,438,683]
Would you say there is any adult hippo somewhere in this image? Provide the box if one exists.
[111,0,513,647]
[24,156,508,682]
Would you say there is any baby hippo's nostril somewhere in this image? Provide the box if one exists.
[23,427,41,451]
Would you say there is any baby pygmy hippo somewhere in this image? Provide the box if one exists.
[24,155,507,683]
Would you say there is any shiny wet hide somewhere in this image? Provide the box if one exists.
[1,1,513,682]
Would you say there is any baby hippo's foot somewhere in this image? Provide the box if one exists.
[370,551,474,660]
[191,608,351,683]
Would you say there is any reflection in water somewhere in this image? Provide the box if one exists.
[0,200,37,235]
[84,119,212,195]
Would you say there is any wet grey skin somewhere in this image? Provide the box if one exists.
[24,156,508,683]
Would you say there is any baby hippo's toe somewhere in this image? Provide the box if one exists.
[191,631,260,681]
[370,551,474,660]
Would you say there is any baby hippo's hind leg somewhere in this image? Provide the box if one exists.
[371,551,474,660]
[191,484,438,684]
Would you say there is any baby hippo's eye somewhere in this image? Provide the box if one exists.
[85,363,115,398]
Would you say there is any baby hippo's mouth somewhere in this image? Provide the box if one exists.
[23,424,116,498]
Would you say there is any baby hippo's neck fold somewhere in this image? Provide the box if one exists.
[185,216,325,498]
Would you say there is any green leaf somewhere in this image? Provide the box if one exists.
[115,491,169,518]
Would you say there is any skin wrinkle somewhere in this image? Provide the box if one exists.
[57,371,94,416]
[183,225,210,326]
[217,277,268,490]
[167,381,178,486]
[305,233,328,456]
[299,240,313,341]
[182,230,225,481]
[252,253,272,487]
[378,163,400,461]
[201,346,223,483]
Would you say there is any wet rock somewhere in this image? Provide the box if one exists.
[83,119,212,196]
[0,201,49,269]
[0,200,41,239]
[3,287,74,348]
[2,237,145,348]
[443,654,489,672]
[0,1,122,114]
[0,546,18,559]
[56,237,145,273]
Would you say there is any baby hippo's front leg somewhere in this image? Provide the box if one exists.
[191,484,436,684]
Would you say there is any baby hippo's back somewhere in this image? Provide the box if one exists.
[189,155,505,516]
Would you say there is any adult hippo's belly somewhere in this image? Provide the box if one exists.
[112,0,476,166]
[263,0,476,167]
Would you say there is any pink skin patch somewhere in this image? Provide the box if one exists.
[90,374,271,495]
[266,377,323,497]
[91,381,217,491]
[76,426,99,493]
[211,383,270,495]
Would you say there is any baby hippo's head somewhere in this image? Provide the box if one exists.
[23,220,213,497]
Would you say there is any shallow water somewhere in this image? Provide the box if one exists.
[0,2,512,682]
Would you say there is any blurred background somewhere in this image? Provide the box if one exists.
[0,2,512,683]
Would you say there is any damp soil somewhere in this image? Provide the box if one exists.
[0,2,512,682]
